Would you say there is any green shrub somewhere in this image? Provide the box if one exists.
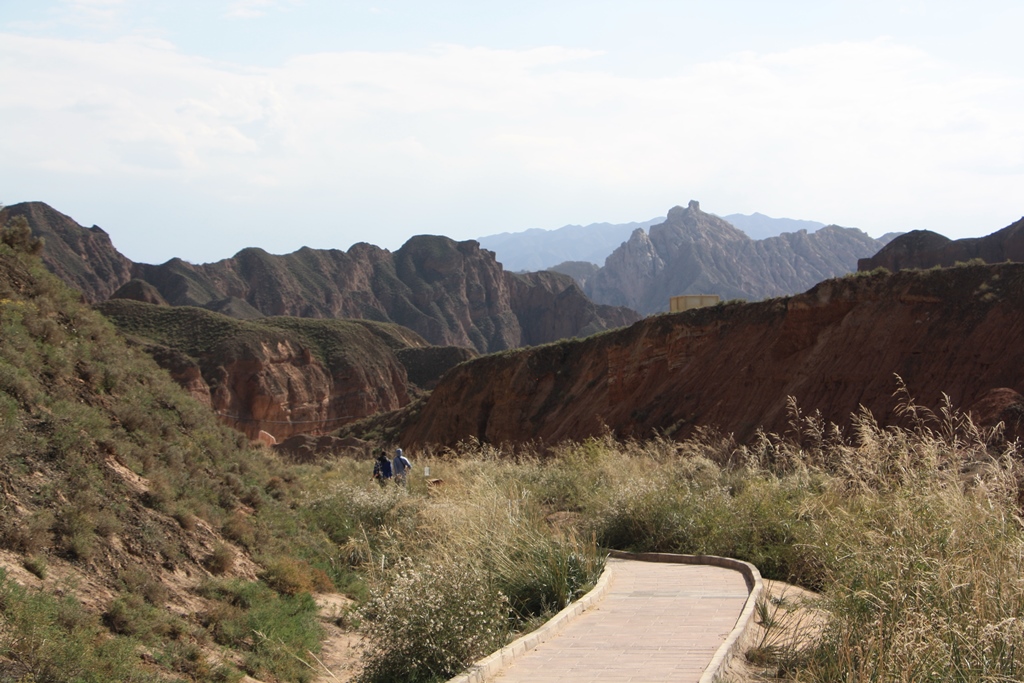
[0,570,155,682]
[357,559,509,683]
[22,554,47,579]
[118,565,169,605]
[205,543,236,575]
[103,593,182,641]
[198,578,323,682]
[261,557,334,596]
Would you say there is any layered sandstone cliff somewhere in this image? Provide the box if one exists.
[401,263,1024,448]
[97,300,472,441]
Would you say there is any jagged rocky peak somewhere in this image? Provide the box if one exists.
[584,199,891,314]
[658,199,748,243]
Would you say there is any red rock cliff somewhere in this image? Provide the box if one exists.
[201,336,410,441]
[401,263,1024,448]
[97,301,433,441]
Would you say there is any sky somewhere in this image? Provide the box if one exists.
[1,1,1022,265]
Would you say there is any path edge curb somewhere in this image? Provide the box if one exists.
[446,556,616,683]
[606,550,764,683]
[446,550,763,683]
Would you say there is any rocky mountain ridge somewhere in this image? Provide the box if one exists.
[581,201,894,314]
[396,262,1024,449]
[477,210,837,272]
[0,202,639,354]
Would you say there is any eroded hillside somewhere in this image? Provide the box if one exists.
[96,299,473,441]
[400,263,1024,448]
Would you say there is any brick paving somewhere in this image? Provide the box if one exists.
[491,558,750,682]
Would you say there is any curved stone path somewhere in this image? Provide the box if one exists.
[451,553,760,683]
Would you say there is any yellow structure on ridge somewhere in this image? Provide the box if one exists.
[669,294,720,313]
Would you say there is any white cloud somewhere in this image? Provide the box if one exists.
[57,0,129,29]
[0,31,1021,261]
[225,0,300,19]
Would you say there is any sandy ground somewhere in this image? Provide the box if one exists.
[721,580,826,682]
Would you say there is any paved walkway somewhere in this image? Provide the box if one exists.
[490,557,751,683]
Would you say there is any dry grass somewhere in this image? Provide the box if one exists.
[329,385,1024,682]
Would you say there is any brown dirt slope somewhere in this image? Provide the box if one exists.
[400,262,1024,448]
[0,202,134,302]
[858,216,1024,272]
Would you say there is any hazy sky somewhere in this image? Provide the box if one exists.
[2,1,1022,264]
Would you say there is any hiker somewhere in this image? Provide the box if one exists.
[392,447,412,486]
[372,451,392,487]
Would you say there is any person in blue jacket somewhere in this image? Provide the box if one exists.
[372,451,392,487]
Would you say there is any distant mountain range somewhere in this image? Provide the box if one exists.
[477,218,664,272]
[477,210,834,272]
[2,200,902,343]
[719,212,826,240]
[560,201,896,315]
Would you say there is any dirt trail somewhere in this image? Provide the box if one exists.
[312,593,362,682]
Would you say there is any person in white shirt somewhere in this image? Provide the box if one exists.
[392,448,412,486]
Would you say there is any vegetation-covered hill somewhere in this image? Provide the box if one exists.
[0,215,359,681]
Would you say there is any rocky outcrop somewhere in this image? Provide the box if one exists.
[400,262,1024,448]
[585,201,892,314]
[858,217,1024,272]
[548,261,600,290]
[508,270,639,346]
[96,300,468,441]
[11,201,638,353]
